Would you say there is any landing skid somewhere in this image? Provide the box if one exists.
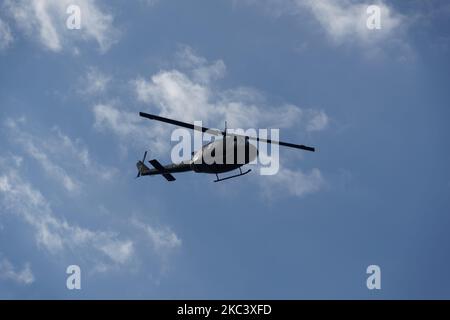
[214,167,252,182]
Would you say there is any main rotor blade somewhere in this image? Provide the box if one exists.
[139,111,315,152]
[139,112,223,136]
[228,133,315,152]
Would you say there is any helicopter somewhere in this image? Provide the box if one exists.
[136,112,315,182]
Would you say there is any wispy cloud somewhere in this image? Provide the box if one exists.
[300,0,403,45]
[93,103,171,154]
[4,0,119,53]
[0,256,34,285]
[5,118,81,193]
[0,149,183,276]
[0,162,134,269]
[306,110,328,132]
[260,167,325,198]
[4,117,117,194]
[140,0,160,7]
[133,219,181,254]
[0,18,13,50]
[235,0,409,58]
[80,67,111,95]
[175,45,227,84]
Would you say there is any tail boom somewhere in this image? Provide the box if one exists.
[136,158,192,181]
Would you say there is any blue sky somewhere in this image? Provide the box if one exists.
[0,0,449,299]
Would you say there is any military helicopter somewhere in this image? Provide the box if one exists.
[136,112,315,182]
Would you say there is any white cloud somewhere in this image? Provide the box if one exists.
[93,103,170,154]
[237,0,406,53]
[306,110,328,132]
[0,152,182,274]
[0,257,34,285]
[52,128,90,167]
[50,126,117,180]
[134,70,215,124]
[126,46,328,134]
[175,45,227,84]
[140,0,160,7]
[94,48,327,154]
[4,0,118,53]
[5,118,116,193]
[25,140,80,193]
[5,118,80,193]
[0,164,134,269]
[261,167,325,198]
[98,239,134,265]
[0,18,13,50]
[133,220,181,254]
[300,0,403,45]
[81,67,111,95]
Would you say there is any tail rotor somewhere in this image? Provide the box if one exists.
[136,151,148,178]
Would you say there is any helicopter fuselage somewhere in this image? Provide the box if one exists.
[190,136,258,174]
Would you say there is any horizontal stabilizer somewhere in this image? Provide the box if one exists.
[149,159,176,181]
